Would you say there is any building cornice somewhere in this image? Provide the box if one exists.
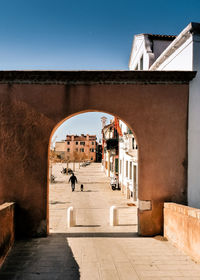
[150,22,200,70]
[0,70,196,85]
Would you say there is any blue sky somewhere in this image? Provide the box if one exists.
[0,0,199,70]
[1,0,199,140]
[53,113,113,143]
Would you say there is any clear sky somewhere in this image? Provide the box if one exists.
[52,112,113,144]
[1,0,199,140]
[0,0,199,70]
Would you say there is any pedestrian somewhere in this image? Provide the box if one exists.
[68,173,78,192]
[80,184,84,191]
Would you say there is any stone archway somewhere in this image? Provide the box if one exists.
[0,70,196,237]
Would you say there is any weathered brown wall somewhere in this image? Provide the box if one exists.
[0,82,189,237]
[164,203,200,262]
[0,203,15,266]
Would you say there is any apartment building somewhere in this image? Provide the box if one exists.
[55,134,97,162]
[118,121,138,201]
[101,119,119,177]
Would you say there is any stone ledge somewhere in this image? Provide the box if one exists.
[164,202,200,263]
[164,202,200,220]
[0,70,196,85]
[0,202,15,211]
[0,202,15,267]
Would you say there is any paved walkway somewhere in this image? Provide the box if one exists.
[1,163,200,280]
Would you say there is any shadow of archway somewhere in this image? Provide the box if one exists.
[0,234,80,280]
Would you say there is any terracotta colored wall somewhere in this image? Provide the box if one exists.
[0,203,15,266]
[164,203,200,262]
[0,82,189,237]
[66,137,96,162]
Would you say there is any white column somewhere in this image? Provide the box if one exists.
[110,206,118,226]
[67,207,76,227]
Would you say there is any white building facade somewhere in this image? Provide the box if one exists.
[118,121,138,201]
[129,22,200,208]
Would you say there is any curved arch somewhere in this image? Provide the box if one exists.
[47,110,139,234]
[0,78,188,237]
[49,109,139,148]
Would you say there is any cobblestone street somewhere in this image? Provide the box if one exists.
[1,163,200,280]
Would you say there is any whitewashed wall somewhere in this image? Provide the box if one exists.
[118,121,138,198]
[129,35,152,70]
[129,23,200,208]
[153,33,200,208]
[188,34,200,208]
[156,37,193,70]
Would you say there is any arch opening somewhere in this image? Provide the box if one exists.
[48,111,139,234]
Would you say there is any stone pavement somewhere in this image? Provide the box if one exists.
[49,162,137,233]
[1,163,200,280]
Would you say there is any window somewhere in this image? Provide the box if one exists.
[80,141,85,146]
[126,161,128,177]
[67,148,70,152]
[76,141,78,145]
[129,162,132,180]
[127,128,132,134]
[132,138,135,149]
[91,157,93,160]
[110,162,113,172]
[67,141,70,145]
[80,148,84,152]
[115,159,118,173]
[134,165,137,184]
[90,148,94,152]
[92,142,94,145]
[140,55,143,70]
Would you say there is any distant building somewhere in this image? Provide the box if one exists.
[101,117,121,177]
[96,143,102,162]
[54,141,66,159]
[55,134,97,162]
[102,117,138,201]
[118,120,138,201]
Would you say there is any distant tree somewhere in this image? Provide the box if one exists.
[49,150,62,182]
[49,150,62,163]
[80,152,88,162]
[72,151,80,162]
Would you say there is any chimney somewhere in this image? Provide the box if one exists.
[101,116,107,129]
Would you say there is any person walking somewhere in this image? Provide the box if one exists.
[68,173,78,192]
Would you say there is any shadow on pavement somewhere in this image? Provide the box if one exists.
[50,201,69,205]
[118,223,137,226]
[75,190,98,192]
[0,234,80,280]
[64,232,139,238]
[75,225,101,227]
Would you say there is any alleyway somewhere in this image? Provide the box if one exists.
[49,163,137,233]
[1,163,200,279]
